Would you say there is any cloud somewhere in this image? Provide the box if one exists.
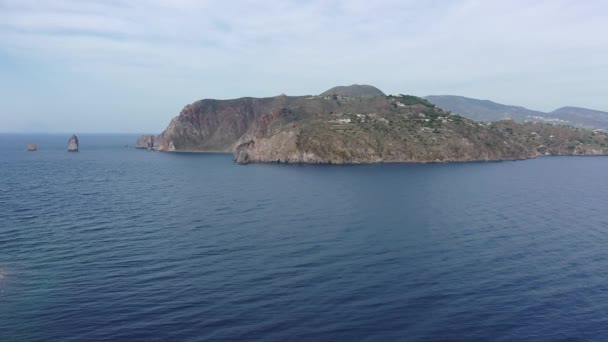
[0,0,607,132]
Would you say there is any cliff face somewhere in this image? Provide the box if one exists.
[155,96,291,152]
[154,91,397,152]
[150,86,608,164]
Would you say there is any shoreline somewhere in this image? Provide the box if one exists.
[149,150,608,165]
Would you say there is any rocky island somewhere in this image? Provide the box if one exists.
[140,85,608,164]
[135,134,155,150]
[67,135,79,152]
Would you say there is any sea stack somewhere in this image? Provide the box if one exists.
[135,134,155,150]
[67,135,79,152]
[26,144,38,151]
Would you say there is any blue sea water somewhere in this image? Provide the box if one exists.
[1,133,608,341]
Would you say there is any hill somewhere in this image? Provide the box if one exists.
[549,107,608,129]
[424,95,608,129]
[144,86,608,164]
[424,95,545,122]
[319,84,386,97]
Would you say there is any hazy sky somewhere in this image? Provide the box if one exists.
[1,0,607,133]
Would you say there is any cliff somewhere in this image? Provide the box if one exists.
[149,85,608,164]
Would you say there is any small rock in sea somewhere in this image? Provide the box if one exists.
[135,135,155,150]
[67,135,79,152]
[26,144,37,151]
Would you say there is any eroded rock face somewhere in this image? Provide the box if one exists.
[135,135,155,149]
[67,135,79,152]
[154,91,397,153]
[233,140,255,164]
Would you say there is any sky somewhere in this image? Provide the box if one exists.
[1,0,607,133]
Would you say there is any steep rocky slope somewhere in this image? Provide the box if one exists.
[153,87,397,152]
[145,85,608,164]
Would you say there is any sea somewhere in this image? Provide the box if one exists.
[1,133,608,341]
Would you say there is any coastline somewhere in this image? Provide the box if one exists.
[151,149,606,165]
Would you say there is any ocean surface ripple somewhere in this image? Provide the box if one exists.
[2,134,608,341]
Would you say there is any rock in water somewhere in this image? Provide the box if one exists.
[135,135,155,150]
[67,135,79,152]
[26,144,37,151]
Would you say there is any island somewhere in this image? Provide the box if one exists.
[67,135,79,152]
[138,85,608,164]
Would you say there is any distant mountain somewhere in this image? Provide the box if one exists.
[424,95,545,122]
[549,107,608,129]
[320,84,386,97]
[425,95,608,130]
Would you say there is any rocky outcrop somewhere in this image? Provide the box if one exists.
[135,135,155,150]
[154,96,311,152]
[232,130,322,164]
[26,144,37,151]
[153,89,400,153]
[146,85,608,164]
[67,135,79,152]
[233,140,255,164]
